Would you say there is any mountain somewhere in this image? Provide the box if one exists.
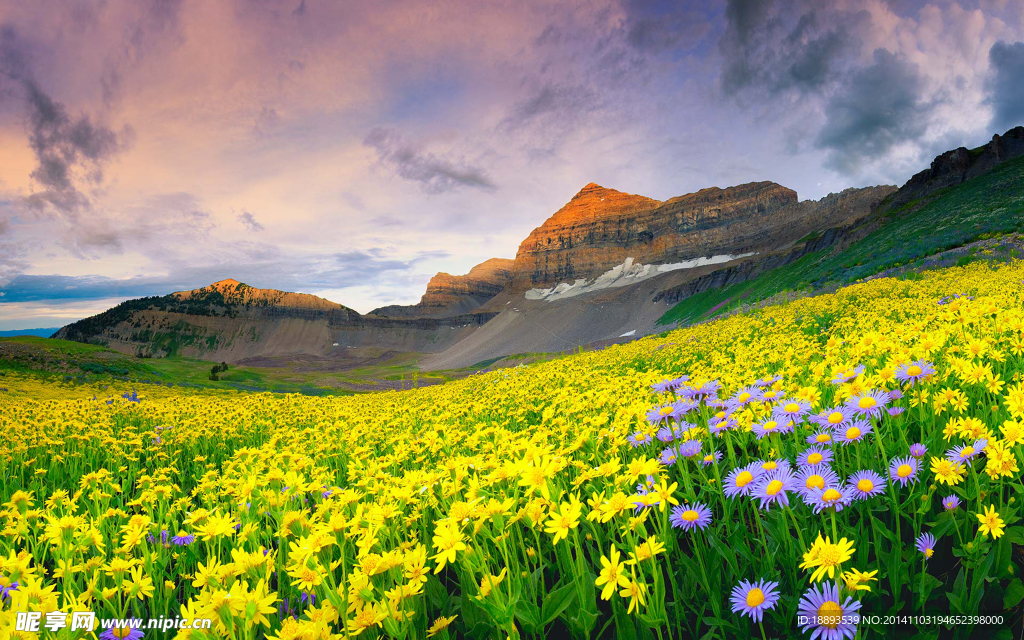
[507,181,893,290]
[47,126,1024,370]
[0,328,62,338]
[53,279,495,360]
[371,258,514,318]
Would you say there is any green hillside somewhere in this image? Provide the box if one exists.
[659,154,1024,326]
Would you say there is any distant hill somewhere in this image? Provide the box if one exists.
[51,279,495,361]
[0,328,62,338]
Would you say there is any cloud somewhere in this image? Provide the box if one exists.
[718,0,867,98]
[618,0,711,55]
[987,41,1024,131]
[363,127,496,193]
[253,106,280,135]
[0,22,133,218]
[815,49,930,175]
[238,210,265,232]
[500,83,598,131]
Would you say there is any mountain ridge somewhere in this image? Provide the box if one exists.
[46,125,1024,367]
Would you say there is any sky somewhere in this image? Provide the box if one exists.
[1,0,1023,330]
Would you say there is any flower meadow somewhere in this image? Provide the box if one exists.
[1,260,1024,640]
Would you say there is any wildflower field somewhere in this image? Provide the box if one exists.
[1,260,1023,640]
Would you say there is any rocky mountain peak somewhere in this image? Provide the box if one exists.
[172,280,344,311]
[508,180,885,290]
[370,258,515,318]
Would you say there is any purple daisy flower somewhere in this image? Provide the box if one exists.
[627,431,655,448]
[751,468,796,511]
[752,418,786,439]
[889,456,919,487]
[658,445,681,466]
[946,438,987,465]
[759,388,786,404]
[678,439,702,458]
[887,388,904,401]
[100,627,145,640]
[847,470,885,500]
[0,581,19,602]
[730,579,780,623]
[834,419,872,446]
[730,386,762,405]
[831,365,865,385]
[172,531,195,546]
[645,404,679,426]
[894,360,936,386]
[652,376,688,394]
[886,406,905,416]
[806,484,855,514]
[909,443,927,458]
[806,429,835,445]
[775,399,811,421]
[797,581,861,640]
[670,502,713,531]
[657,421,695,442]
[754,374,782,387]
[700,450,723,466]
[709,417,737,435]
[846,389,889,418]
[915,532,937,560]
[753,458,791,475]
[796,466,839,501]
[797,445,833,469]
[942,495,961,511]
[723,463,762,498]
[810,406,854,430]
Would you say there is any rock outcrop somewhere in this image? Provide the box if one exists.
[172,279,345,311]
[508,181,894,289]
[372,258,514,318]
[887,126,1024,211]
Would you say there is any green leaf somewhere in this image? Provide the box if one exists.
[540,581,577,626]
[514,606,540,634]
[946,591,962,612]
[1003,578,1024,609]
[426,574,449,610]
[1003,526,1024,544]
[613,600,638,640]
[706,532,739,577]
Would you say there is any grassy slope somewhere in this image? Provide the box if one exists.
[0,336,355,395]
[659,154,1024,326]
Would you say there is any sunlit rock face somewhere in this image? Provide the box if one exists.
[371,258,515,318]
[507,181,892,290]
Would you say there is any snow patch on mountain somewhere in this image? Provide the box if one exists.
[525,254,757,302]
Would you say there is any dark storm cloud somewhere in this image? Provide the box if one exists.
[238,211,265,232]
[815,49,929,175]
[987,41,1024,131]
[0,23,132,218]
[715,0,943,177]
[718,0,867,97]
[363,127,496,193]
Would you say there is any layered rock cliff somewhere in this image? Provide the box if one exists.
[508,181,894,290]
[372,258,515,318]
